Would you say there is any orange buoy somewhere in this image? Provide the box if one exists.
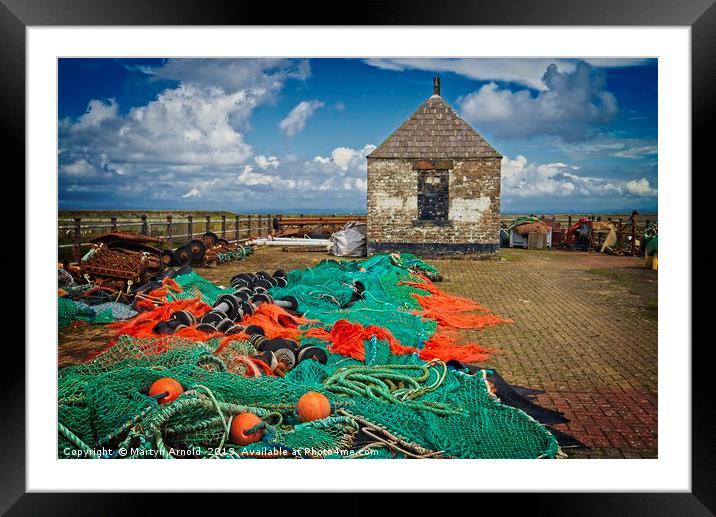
[297,391,331,422]
[148,377,184,404]
[230,412,264,446]
[229,413,264,445]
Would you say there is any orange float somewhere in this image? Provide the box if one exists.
[297,391,331,422]
[230,412,264,445]
[148,377,184,404]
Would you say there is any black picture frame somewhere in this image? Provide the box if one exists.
[3,0,711,513]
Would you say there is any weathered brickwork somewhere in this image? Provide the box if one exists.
[367,157,501,255]
[366,87,502,256]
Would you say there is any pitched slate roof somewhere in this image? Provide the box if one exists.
[368,94,501,159]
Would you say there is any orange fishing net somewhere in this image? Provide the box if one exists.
[305,319,494,364]
[241,304,318,340]
[213,304,319,354]
[420,332,494,363]
[104,265,506,366]
[112,297,213,340]
[399,280,512,330]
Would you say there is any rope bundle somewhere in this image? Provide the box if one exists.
[324,361,465,417]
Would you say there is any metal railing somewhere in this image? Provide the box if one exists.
[58,214,276,260]
[59,212,652,259]
[57,213,367,260]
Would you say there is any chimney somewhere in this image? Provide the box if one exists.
[433,76,440,96]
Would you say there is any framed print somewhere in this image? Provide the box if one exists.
[4,0,712,512]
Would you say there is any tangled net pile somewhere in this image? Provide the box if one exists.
[59,253,560,459]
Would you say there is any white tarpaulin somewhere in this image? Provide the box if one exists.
[329,221,367,257]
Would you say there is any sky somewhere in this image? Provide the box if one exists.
[58,58,658,213]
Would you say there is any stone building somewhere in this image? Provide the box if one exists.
[366,77,502,257]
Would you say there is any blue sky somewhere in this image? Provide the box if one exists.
[58,58,657,213]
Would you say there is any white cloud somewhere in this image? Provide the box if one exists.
[611,145,658,159]
[502,155,581,197]
[557,137,658,160]
[160,144,377,207]
[458,62,618,140]
[624,178,658,196]
[182,188,201,198]
[154,58,310,98]
[59,59,314,206]
[278,100,325,137]
[72,99,119,130]
[501,155,656,199]
[66,184,91,192]
[363,58,652,92]
[254,155,280,170]
[236,165,275,186]
[61,159,98,177]
[331,147,359,171]
[313,144,376,174]
[60,84,259,176]
[58,59,318,189]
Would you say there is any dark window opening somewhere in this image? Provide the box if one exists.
[417,170,449,222]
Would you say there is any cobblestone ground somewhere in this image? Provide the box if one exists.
[59,246,657,459]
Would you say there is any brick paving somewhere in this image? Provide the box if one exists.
[59,247,658,458]
[431,250,657,459]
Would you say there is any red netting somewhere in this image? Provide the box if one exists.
[399,280,513,330]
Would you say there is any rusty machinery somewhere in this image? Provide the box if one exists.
[71,230,250,301]
[160,231,240,268]
[76,233,164,291]
[161,232,213,268]
[562,218,594,251]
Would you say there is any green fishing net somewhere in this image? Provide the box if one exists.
[58,254,559,459]
[167,271,234,306]
[58,297,129,328]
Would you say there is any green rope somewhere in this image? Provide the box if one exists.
[59,422,101,458]
[324,361,464,417]
[58,254,561,459]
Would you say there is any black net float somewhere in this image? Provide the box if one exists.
[297,346,328,365]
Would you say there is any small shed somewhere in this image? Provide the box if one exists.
[366,77,502,257]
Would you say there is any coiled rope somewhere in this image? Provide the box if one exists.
[324,360,464,417]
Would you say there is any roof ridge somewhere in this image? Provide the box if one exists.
[368,95,501,160]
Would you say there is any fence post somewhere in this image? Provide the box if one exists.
[221,215,227,238]
[205,215,211,234]
[73,218,82,261]
[631,219,637,256]
[257,215,263,237]
[110,217,118,232]
[267,213,272,236]
[166,216,173,246]
[188,215,193,240]
[235,215,240,242]
[567,215,572,228]
[141,215,148,236]
[247,215,252,237]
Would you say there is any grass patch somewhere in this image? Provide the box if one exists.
[498,248,525,261]
[589,267,658,320]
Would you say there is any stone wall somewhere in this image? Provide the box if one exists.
[366,157,501,256]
